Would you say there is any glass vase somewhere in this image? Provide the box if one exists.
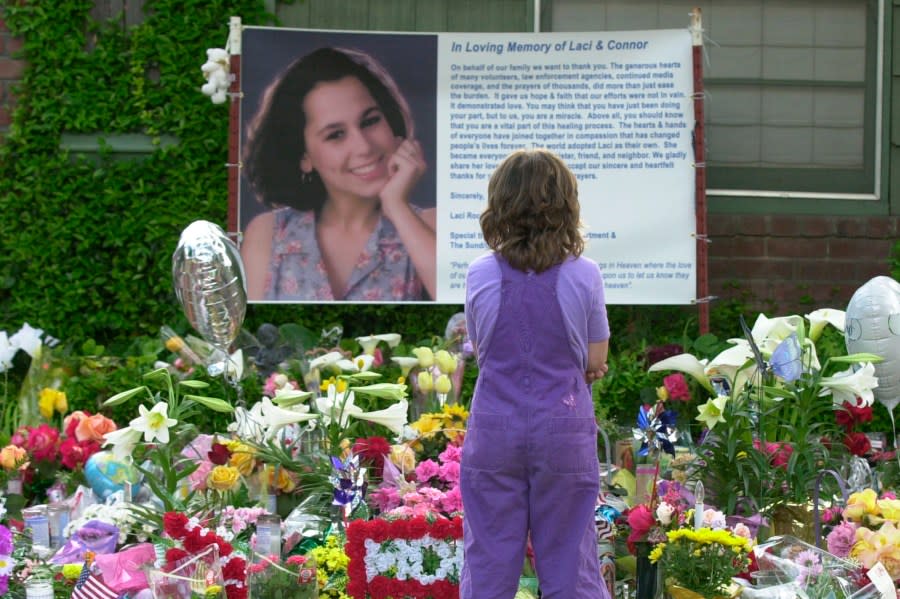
[635,541,661,599]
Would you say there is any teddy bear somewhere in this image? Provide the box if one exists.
[200,47,230,104]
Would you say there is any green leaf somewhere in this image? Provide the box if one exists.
[183,394,234,413]
[103,385,150,406]
[178,379,210,389]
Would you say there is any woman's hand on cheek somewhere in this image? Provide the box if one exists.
[379,137,426,215]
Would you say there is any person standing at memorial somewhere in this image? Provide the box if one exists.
[241,46,436,302]
[461,148,611,599]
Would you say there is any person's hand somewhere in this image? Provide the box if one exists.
[585,363,609,384]
[379,137,426,216]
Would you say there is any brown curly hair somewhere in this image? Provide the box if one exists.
[480,149,584,272]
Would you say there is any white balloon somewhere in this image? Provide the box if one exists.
[844,275,900,412]
[172,220,247,349]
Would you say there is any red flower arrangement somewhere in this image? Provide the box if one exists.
[345,515,463,599]
[162,511,247,599]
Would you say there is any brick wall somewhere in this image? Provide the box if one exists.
[708,214,898,315]
[0,17,23,132]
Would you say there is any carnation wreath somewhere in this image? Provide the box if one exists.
[345,515,463,599]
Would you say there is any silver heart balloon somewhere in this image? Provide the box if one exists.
[172,220,247,349]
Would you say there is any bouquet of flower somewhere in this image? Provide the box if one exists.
[650,525,752,599]
[308,533,350,598]
[649,309,882,515]
[825,488,900,584]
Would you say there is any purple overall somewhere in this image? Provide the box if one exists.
[460,255,608,599]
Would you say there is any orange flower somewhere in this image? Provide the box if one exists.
[75,414,118,443]
[0,445,28,470]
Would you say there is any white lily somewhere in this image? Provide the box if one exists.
[230,402,265,442]
[308,351,344,372]
[336,354,375,373]
[315,384,362,428]
[706,340,756,390]
[260,396,318,440]
[819,362,879,407]
[391,356,420,377]
[102,426,143,461]
[130,402,178,444]
[806,308,846,342]
[649,353,714,393]
[351,399,409,434]
[751,314,804,354]
[272,386,314,407]
[350,383,408,401]
[356,333,401,355]
[696,395,729,430]
[10,322,43,358]
[0,332,16,373]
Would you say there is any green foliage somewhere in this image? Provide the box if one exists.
[891,239,900,281]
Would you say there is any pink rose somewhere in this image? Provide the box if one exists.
[26,424,59,462]
[75,414,117,443]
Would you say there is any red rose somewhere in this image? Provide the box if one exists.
[352,436,391,477]
[843,432,871,457]
[207,443,232,466]
[663,373,691,402]
[26,424,59,462]
[59,438,101,470]
[223,556,245,580]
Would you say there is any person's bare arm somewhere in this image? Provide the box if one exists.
[586,339,609,383]
[240,211,275,301]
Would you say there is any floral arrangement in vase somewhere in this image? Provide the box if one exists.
[649,522,752,599]
[246,554,317,599]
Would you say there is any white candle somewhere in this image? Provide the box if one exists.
[25,581,54,599]
[694,481,705,530]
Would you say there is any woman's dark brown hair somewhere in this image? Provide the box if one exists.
[480,149,584,273]
[242,47,413,211]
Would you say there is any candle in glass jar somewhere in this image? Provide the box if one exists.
[694,481,705,530]
[25,578,54,599]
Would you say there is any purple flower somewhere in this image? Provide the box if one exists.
[826,521,857,558]
[0,525,12,556]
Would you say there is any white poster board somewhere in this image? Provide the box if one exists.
[237,27,696,304]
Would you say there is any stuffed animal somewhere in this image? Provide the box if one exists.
[200,47,230,104]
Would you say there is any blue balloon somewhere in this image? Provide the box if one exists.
[83,451,140,500]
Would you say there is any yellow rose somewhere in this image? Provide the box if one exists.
[877,498,900,522]
[434,350,458,374]
[54,390,68,414]
[0,445,27,470]
[270,467,297,494]
[207,465,241,492]
[38,388,56,420]
[228,443,257,476]
[844,489,878,522]
[389,444,416,472]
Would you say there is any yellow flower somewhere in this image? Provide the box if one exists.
[205,585,223,597]
[389,444,416,472]
[269,466,297,494]
[649,543,665,563]
[62,563,84,580]
[844,489,879,522]
[208,465,241,491]
[412,346,434,368]
[656,386,668,401]
[227,442,257,476]
[411,414,441,437]
[0,445,27,471]
[434,350,458,374]
[442,404,469,420]
[416,370,434,393]
[876,498,900,522]
[165,335,185,353]
[434,374,452,395]
[320,377,348,393]
[39,387,67,420]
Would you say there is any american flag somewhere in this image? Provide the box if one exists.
[70,561,118,599]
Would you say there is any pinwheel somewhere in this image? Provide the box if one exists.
[632,402,679,457]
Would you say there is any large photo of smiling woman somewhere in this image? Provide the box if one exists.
[239,31,438,302]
